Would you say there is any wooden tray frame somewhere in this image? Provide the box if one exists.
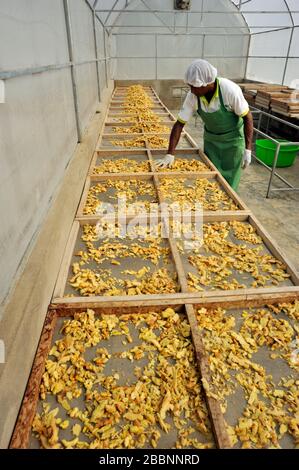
[52,212,299,303]
[10,292,299,449]
[10,86,299,450]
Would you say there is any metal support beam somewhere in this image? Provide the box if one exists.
[104,25,293,29]
[266,142,281,198]
[244,31,251,79]
[250,108,299,198]
[108,55,298,60]
[95,9,299,14]
[94,10,107,30]
[200,0,204,24]
[250,26,292,36]
[103,29,109,88]
[104,0,119,26]
[140,0,174,34]
[63,0,82,142]
[155,34,158,79]
[282,27,294,85]
[282,0,295,85]
[112,32,249,36]
[0,59,108,81]
[92,9,101,102]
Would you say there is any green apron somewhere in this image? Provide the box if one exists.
[197,78,245,190]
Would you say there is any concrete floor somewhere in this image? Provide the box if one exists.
[170,110,299,272]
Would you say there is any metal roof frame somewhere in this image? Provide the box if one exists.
[94,0,298,85]
[94,0,298,34]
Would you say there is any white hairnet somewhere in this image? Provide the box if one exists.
[185,59,217,87]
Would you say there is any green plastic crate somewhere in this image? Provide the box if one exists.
[255,139,299,167]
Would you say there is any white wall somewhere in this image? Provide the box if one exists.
[0,0,111,310]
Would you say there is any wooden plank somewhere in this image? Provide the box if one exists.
[103,132,146,138]
[151,147,200,156]
[109,105,165,112]
[151,179,189,292]
[55,304,183,317]
[9,309,57,449]
[185,304,231,448]
[236,83,289,91]
[76,176,91,218]
[90,172,155,180]
[101,132,185,139]
[52,221,80,299]
[146,148,156,173]
[105,120,138,125]
[166,232,188,292]
[75,212,250,225]
[103,129,182,137]
[200,211,250,221]
[90,173,153,182]
[90,170,218,179]
[193,291,299,310]
[52,286,299,308]
[96,149,148,157]
[152,172,164,201]
[154,170,217,178]
[104,121,137,127]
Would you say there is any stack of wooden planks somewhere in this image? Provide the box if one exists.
[236,82,299,118]
[243,90,257,106]
[271,97,299,118]
[255,90,292,108]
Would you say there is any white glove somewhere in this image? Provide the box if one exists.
[156,154,175,169]
[242,149,251,169]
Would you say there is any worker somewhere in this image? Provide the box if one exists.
[156,59,253,191]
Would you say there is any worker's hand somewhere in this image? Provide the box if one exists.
[155,154,175,169]
[242,149,251,169]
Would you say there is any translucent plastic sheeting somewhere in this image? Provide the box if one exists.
[246,58,287,84]
[284,59,299,86]
[234,0,299,85]
[112,0,249,80]
[116,34,156,57]
[93,0,132,28]
[104,0,298,84]
[249,29,292,57]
